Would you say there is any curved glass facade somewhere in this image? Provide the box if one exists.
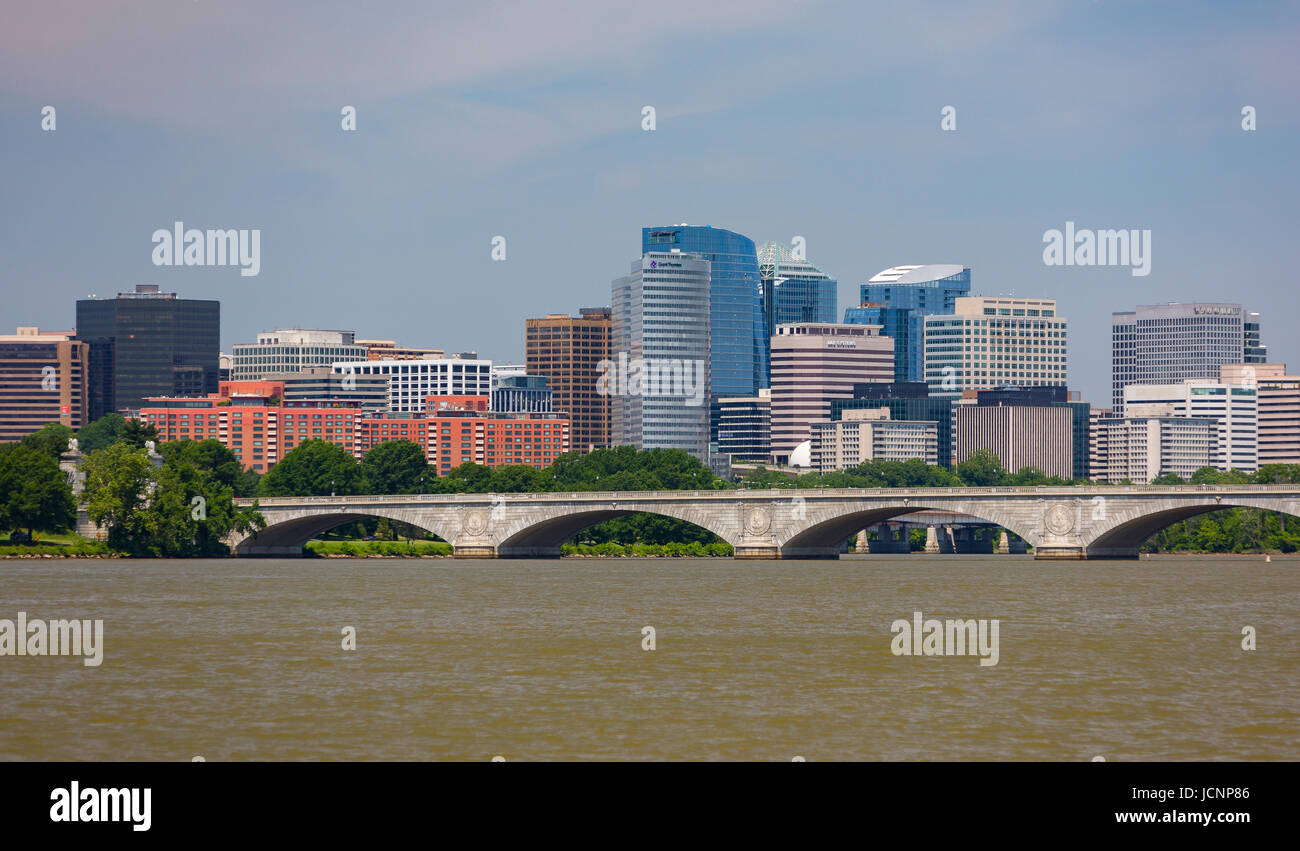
[643,226,764,399]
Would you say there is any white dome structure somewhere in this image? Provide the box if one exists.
[788,439,813,469]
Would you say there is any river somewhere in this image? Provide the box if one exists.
[1,555,1295,760]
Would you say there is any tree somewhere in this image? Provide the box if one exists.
[80,443,156,551]
[443,462,495,493]
[146,461,263,556]
[0,443,76,538]
[955,450,1007,487]
[21,423,74,459]
[260,440,365,496]
[159,439,246,492]
[1150,472,1185,485]
[359,440,429,494]
[120,418,159,449]
[76,413,126,452]
[80,441,264,556]
[489,464,553,493]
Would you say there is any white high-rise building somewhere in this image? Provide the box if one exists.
[331,356,492,413]
[1111,303,1266,414]
[231,329,367,380]
[1123,380,1259,472]
[610,252,711,461]
[923,297,1068,399]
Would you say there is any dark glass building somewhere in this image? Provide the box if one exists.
[76,285,220,418]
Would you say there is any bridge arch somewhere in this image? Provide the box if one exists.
[495,505,737,557]
[777,499,1038,558]
[1084,496,1300,557]
[232,507,457,557]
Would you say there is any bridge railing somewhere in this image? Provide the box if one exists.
[236,483,1300,507]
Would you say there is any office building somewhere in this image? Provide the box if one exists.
[642,225,763,398]
[831,382,954,468]
[492,375,553,413]
[1111,303,1267,414]
[1089,408,1117,481]
[611,253,711,461]
[810,408,938,472]
[972,385,1091,479]
[1123,380,1258,472]
[230,329,366,381]
[1100,414,1218,484]
[0,328,89,441]
[330,356,492,414]
[847,265,971,383]
[76,284,220,417]
[1233,365,1300,466]
[756,241,836,367]
[525,307,613,453]
[924,296,1068,399]
[769,322,894,464]
[716,389,771,462]
[955,404,1074,479]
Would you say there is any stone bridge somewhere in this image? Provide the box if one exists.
[227,485,1300,560]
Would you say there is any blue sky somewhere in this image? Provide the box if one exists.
[2,0,1297,404]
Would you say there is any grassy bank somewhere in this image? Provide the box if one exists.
[562,542,733,557]
[306,540,454,557]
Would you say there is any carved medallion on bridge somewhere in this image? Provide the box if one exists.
[1043,503,1075,536]
[744,507,772,536]
[463,509,490,537]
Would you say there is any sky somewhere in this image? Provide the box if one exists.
[2,0,1298,405]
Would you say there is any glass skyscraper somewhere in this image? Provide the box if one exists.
[844,264,971,383]
[642,226,764,399]
[756,241,837,385]
[75,284,220,419]
[611,252,711,461]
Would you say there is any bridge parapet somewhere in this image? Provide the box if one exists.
[227,486,1300,560]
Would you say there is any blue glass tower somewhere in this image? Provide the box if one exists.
[642,226,765,398]
[756,241,837,386]
[844,265,971,383]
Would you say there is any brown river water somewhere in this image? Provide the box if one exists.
[1,555,1296,761]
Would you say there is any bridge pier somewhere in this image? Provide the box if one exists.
[1032,545,1087,560]
[951,526,994,554]
[867,523,912,554]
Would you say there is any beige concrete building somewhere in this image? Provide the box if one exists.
[1100,412,1218,483]
[1220,364,1299,466]
[0,327,89,441]
[955,404,1073,478]
[810,408,937,472]
[769,322,894,463]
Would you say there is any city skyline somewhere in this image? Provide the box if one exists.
[4,1,1298,408]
